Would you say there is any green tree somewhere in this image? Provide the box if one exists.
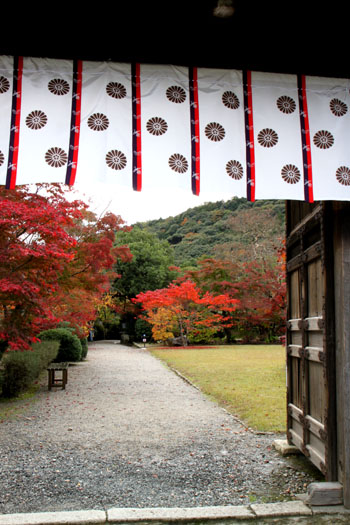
[135,198,284,268]
[112,228,177,336]
[113,227,176,300]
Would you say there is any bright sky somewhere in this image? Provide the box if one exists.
[73,181,236,226]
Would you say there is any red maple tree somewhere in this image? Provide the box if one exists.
[134,280,238,345]
[0,184,131,350]
[184,248,286,343]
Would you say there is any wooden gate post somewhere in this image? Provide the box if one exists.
[286,202,337,480]
[333,202,350,509]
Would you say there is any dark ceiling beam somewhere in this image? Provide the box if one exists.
[1,0,349,78]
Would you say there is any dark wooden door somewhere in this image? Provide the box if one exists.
[286,201,337,480]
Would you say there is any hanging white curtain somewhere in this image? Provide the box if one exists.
[1,55,350,202]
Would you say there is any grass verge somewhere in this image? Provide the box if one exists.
[149,345,286,433]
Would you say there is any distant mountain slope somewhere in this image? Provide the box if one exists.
[134,198,285,267]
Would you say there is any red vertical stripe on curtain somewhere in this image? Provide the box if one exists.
[132,63,142,191]
[189,67,200,196]
[298,74,314,203]
[6,56,23,189]
[66,59,82,186]
[243,70,255,202]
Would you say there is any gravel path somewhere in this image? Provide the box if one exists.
[0,342,321,514]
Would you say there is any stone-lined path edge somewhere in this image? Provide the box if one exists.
[1,501,350,525]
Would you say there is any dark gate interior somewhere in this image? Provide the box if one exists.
[286,201,337,480]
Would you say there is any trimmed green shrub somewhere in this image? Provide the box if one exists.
[38,328,82,362]
[80,337,88,360]
[1,340,59,398]
[56,322,88,360]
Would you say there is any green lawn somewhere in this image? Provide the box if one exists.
[149,345,286,433]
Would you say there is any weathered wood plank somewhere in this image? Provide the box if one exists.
[307,445,326,475]
[288,403,303,421]
[306,414,325,440]
[305,347,323,363]
[309,361,325,423]
[308,258,322,318]
[290,270,300,318]
[287,344,302,358]
[305,317,323,331]
[288,428,303,449]
[333,202,350,507]
[304,241,322,263]
[287,255,303,273]
[322,202,337,481]
[286,201,336,482]
[287,318,302,331]
[287,202,322,239]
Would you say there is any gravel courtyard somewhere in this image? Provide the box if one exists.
[0,342,321,514]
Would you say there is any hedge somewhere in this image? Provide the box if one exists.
[56,323,88,361]
[1,340,59,398]
[38,328,82,362]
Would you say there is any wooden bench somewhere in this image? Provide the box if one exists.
[47,362,69,390]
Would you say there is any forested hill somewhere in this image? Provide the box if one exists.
[134,198,285,267]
